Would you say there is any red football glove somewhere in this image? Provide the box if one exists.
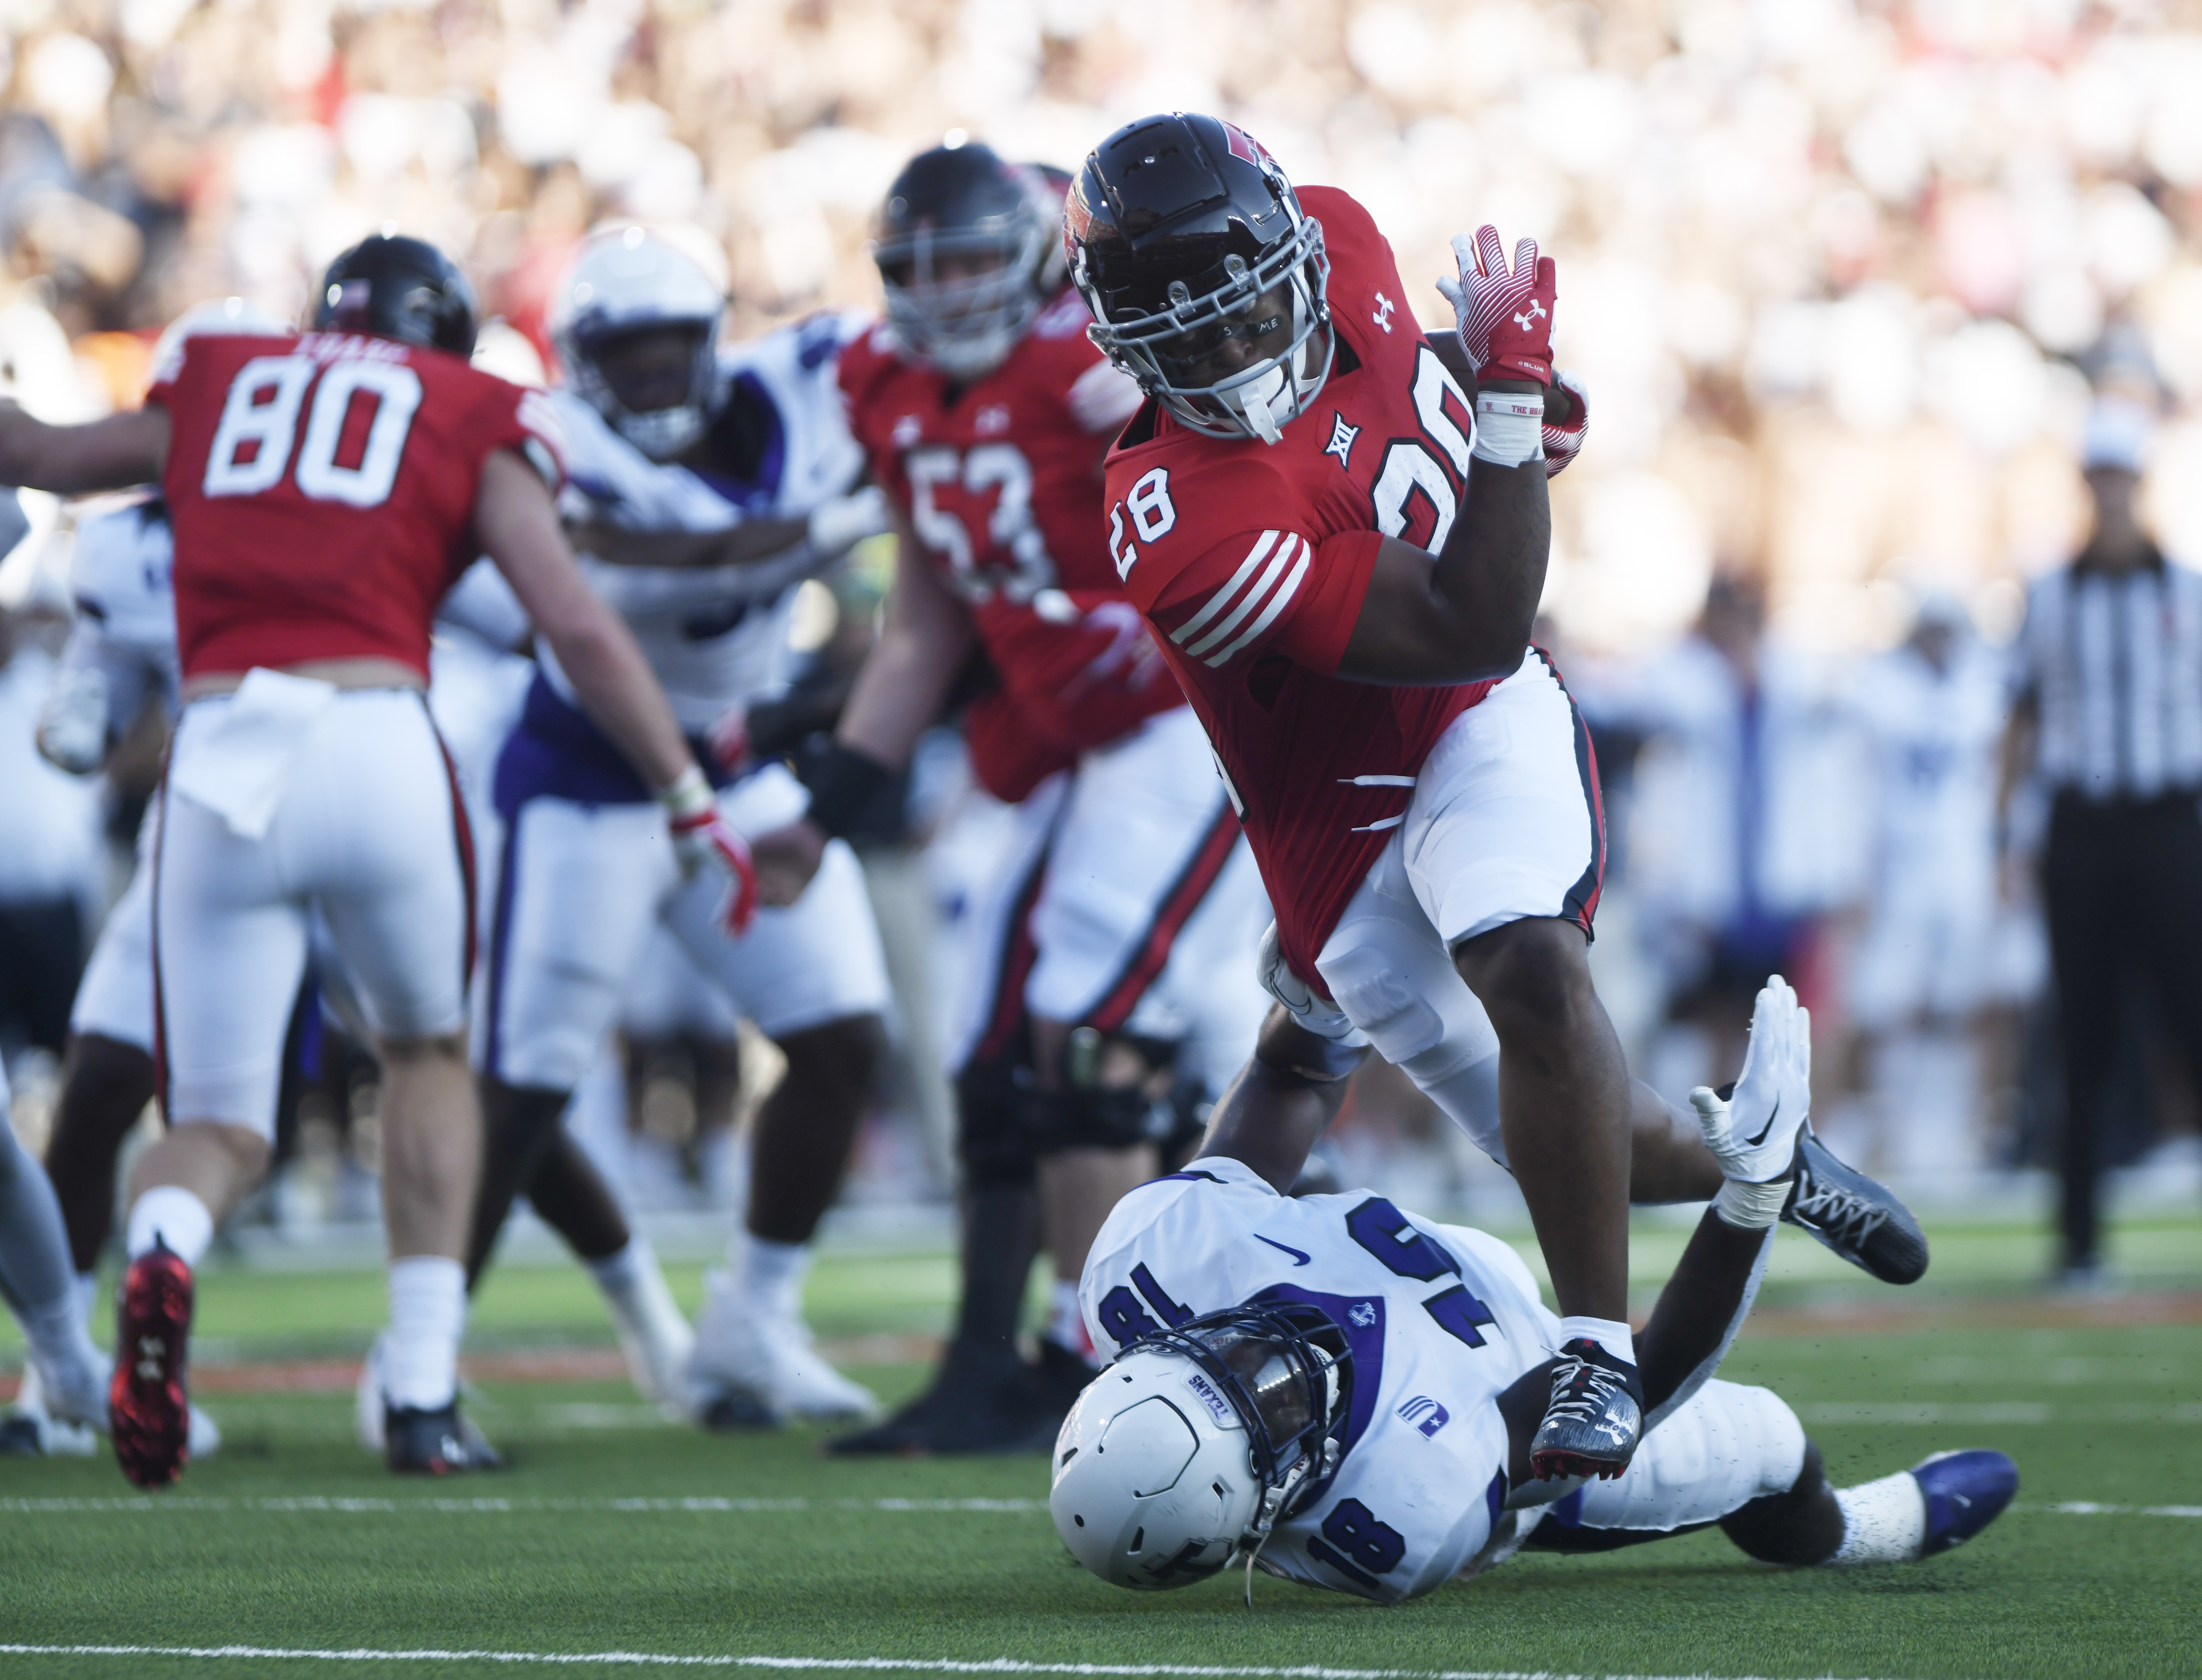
[660,767,759,935]
[1437,225,1557,387]
[1543,370,1590,479]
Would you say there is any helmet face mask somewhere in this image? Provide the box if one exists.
[874,142,1059,381]
[1068,114,1335,446]
[550,228,725,462]
[1049,1301,1350,1592]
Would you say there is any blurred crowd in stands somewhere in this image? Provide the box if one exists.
[4,0,2201,1238]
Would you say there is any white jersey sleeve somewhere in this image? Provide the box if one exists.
[1078,1157,1558,1604]
[66,499,181,731]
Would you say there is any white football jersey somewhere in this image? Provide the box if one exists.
[1080,1155,1560,1604]
[542,311,871,732]
[66,499,182,731]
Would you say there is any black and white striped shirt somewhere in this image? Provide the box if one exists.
[2016,552,2202,800]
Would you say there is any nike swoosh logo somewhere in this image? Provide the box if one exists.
[1744,1096,1780,1149]
[1253,1234,1312,1266]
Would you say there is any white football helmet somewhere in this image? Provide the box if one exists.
[549,227,725,460]
[1050,1300,1349,1595]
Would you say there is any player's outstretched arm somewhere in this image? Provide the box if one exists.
[745,508,975,901]
[1195,1004,1369,1193]
[0,402,169,496]
[476,448,695,790]
[566,514,811,569]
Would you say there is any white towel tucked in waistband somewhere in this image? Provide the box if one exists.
[169,669,341,839]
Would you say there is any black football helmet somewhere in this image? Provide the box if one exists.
[314,234,478,357]
[1066,113,1331,445]
[874,140,1063,379]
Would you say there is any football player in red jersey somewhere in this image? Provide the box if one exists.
[0,235,747,1485]
[752,142,1271,1454]
[1064,113,1651,1481]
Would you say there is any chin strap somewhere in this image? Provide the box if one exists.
[1239,1436,1341,1608]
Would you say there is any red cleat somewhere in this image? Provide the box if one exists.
[109,1240,194,1489]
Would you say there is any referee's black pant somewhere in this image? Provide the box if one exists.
[2043,790,2202,1266]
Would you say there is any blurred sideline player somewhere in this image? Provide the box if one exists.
[1847,590,2008,1176]
[1067,115,1655,1478]
[1050,982,2014,1601]
[0,234,745,1485]
[753,141,1271,1454]
[462,226,896,1427]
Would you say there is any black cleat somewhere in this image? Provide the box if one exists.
[696,1386,781,1432]
[1529,1338,1643,1482]
[385,1401,501,1474]
[1783,1127,1929,1285]
[827,1345,1062,1457]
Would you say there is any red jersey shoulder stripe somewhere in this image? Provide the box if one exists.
[1168,530,1315,668]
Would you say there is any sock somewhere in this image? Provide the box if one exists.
[1047,1279,1095,1361]
[735,1230,808,1320]
[125,1186,214,1267]
[589,1238,683,1334]
[16,1291,102,1421]
[1832,1470,1927,1564]
[384,1256,467,1412]
[1557,1315,1637,1371]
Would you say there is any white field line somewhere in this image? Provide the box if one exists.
[3,1495,2198,1519]
[0,1496,1043,1515]
[1796,1401,2202,1424]
[0,1649,1971,1680]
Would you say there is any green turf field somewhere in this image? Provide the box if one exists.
[2,1211,2198,1680]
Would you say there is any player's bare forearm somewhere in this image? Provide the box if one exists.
[566,515,811,570]
[477,450,694,790]
[834,530,974,771]
[1195,1006,1368,1193]
[0,403,169,495]
[1335,380,1550,687]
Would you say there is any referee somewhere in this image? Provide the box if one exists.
[2003,399,2202,1285]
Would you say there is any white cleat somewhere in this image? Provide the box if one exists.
[356,1330,389,1453]
[6,1366,97,1457]
[686,1264,878,1424]
[600,1254,696,1418]
[187,1401,221,1460]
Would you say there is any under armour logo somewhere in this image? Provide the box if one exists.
[1349,1301,1377,1328]
[891,414,922,448]
[974,404,1011,436]
[1324,412,1360,470]
[1512,299,1547,332]
[1371,291,1396,332]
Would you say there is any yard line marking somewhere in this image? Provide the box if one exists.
[1795,1401,2202,1425]
[0,1496,1043,1515]
[2015,1501,2202,1518]
[0,1648,1979,1679]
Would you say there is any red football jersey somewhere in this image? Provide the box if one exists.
[838,288,1186,802]
[1104,186,1494,987]
[149,329,562,683]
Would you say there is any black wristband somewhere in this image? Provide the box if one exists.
[800,741,896,839]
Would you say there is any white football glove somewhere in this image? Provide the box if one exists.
[807,485,891,556]
[1690,975,1811,1185]
[35,664,108,775]
[1258,922,1368,1046]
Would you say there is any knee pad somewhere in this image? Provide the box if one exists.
[1322,946,1449,1065]
[954,1057,1039,1189]
[1048,1029,1181,1152]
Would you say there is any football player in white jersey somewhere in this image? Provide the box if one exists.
[464,228,897,1426]
[1051,982,2016,1603]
